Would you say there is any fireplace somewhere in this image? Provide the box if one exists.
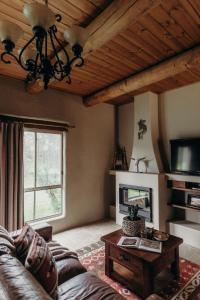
[119,184,152,222]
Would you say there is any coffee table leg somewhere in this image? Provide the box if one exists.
[171,247,180,279]
[143,264,154,298]
[105,243,113,277]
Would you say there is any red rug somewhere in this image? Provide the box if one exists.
[79,245,200,300]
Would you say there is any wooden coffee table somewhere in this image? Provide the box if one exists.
[101,230,183,299]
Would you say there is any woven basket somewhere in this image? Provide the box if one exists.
[122,216,145,237]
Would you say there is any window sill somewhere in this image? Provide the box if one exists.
[28,213,65,227]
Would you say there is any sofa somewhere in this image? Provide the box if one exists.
[0,223,124,300]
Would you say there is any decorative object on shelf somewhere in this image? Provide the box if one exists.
[142,158,153,173]
[122,205,145,236]
[140,227,154,240]
[112,145,128,171]
[130,156,146,172]
[138,119,147,140]
[186,193,200,209]
[0,0,89,89]
[153,230,169,242]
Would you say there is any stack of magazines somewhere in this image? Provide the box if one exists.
[117,236,162,253]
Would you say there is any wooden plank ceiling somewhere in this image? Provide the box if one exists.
[1,0,200,105]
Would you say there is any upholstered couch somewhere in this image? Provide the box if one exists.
[0,223,164,300]
[0,223,124,300]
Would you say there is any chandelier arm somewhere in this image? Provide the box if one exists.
[51,27,70,66]
[54,60,64,73]
[1,51,20,65]
[18,35,37,70]
[70,56,84,68]
[49,30,64,76]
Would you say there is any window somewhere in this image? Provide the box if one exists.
[23,129,64,222]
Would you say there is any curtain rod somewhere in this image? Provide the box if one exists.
[0,114,75,129]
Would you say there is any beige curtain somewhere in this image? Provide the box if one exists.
[0,121,24,231]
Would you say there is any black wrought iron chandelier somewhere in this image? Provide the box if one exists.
[0,0,88,89]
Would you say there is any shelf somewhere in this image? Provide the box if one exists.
[166,173,200,183]
[168,203,200,212]
[169,219,200,231]
[109,170,117,175]
[169,220,200,248]
[171,187,200,194]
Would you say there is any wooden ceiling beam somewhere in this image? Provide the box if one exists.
[83,45,200,106]
[26,0,163,94]
[83,0,163,56]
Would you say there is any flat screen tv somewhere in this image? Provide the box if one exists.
[170,138,200,175]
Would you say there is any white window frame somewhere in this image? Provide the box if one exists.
[24,127,64,223]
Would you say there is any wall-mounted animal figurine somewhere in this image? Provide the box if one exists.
[138,119,147,140]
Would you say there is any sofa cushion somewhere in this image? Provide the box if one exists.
[58,272,124,300]
[56,257,86,285]
[14,224,35,263]
[0,226,15,255]
[47,241,86,285]
[25,233,58,299]
[0,254,52,300]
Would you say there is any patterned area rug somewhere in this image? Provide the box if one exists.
[78,241,200,300]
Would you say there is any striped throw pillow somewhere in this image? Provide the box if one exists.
[14,224,36,263]
[25,233,58,299]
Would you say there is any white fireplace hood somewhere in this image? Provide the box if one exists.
[129,92,163,173]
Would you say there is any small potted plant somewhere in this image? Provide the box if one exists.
[122,205,145,236]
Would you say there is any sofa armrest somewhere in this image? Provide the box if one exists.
[32,222,53,241]
[10,222,53,242]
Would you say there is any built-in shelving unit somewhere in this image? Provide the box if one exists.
[167,174,200,248]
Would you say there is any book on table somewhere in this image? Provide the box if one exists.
[117,236,162,253]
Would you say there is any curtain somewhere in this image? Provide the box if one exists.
[0,121,24,231]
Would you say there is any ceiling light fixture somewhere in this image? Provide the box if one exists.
[0,0,88,89]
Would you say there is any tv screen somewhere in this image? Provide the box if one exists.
[170,138,200,175]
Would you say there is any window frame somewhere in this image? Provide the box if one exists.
[24,127,65,223]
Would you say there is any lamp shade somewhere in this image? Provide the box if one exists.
[64,26,89,48]
[18,47,36,64]
[0,20,23,44]
[23,2,55,31]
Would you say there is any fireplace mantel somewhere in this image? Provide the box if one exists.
[109,170,164,176]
